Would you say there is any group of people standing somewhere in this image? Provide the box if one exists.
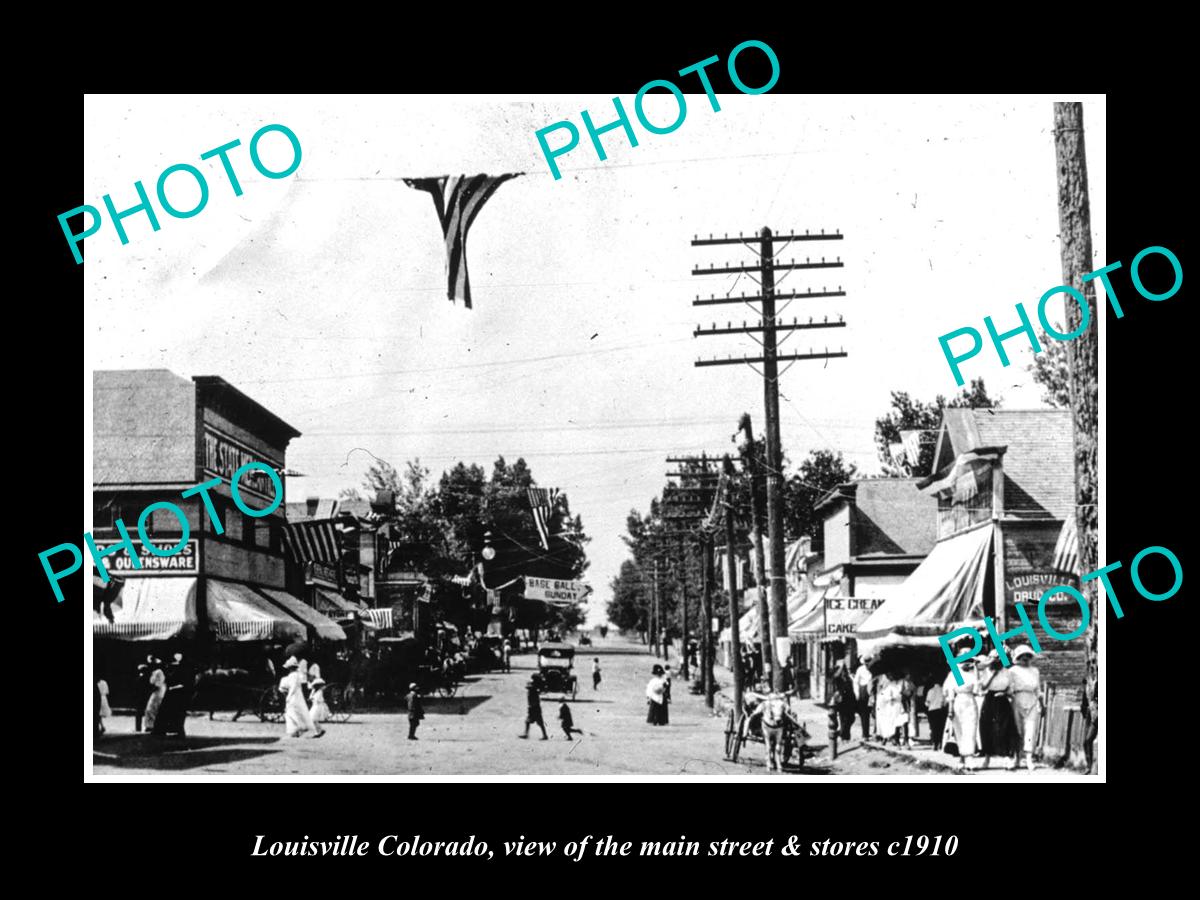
[943,644,1042,770]
[127,652,194,738]
[832,646,1043,771]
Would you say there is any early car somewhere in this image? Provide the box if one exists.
[536,642,578,699]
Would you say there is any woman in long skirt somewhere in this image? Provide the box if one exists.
[944,659,979,768]
[645,665,667,726]
[1009,645,1043,770]
[281,657,324,738]
[978,654,1020,769]
[143,664,166,732]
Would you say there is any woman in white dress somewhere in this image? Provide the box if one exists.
[874,672,907,744]
[309,676,332,724]
[144,664,167,732]
[280,657,324,738]
[1009,644,1043,770]
[944,658,980,769]
[96,679,113,733]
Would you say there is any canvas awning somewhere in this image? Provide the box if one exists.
[92,577,197,641]
[313,588,361,615]
[364,607,394,629]
[258,588,347,641]
[788,585,829,637]
[855,523,994,656]
[207,579,306,642]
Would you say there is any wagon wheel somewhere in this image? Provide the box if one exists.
[257,687,284,724]
[724,709,737,759]
[327,683,354,723]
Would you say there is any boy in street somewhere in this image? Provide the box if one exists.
[592,658,602,690]
[558,697,583,740]
[520,677,549,740]
[405,682,424,740]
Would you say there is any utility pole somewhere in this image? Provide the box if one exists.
[693,227,848,691]
[739,412,772,688]
[722,455,744,720]
[650,559,660,657]
[1054,101,1098,773]
[700,534,714,706]
[677,535,690,680]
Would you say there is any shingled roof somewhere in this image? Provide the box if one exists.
[932,408,1073,519]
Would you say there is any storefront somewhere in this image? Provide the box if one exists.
[856,409,1080,695]
[92,370,346,704]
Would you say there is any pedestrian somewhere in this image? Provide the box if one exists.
[502,642,511,673]
[405,682,424,740]
[280,656,324,739]
[310,676,332,724]
[662,664,672,724]
[592,657,602,690]
[134,655,156,732]
[143,658,166,733]
[1010,644,1043,771]
[900,669,918,748]
[520,677,549,740]
[96,676,112,735]
[645,664,667,726]
[853,656,873,740]
[831,659,856,740]
[944,656,980,769]
[925,678,948,751]
[978,652,1020,770]
[558,697,583,740]
[874,670,907,745]
[153,651,193,737]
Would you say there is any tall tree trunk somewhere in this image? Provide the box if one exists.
[1053,102,1099,773]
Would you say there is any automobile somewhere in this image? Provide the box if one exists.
[536,642,578,699]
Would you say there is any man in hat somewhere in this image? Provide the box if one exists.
[520,677,548,739]
[405,683,424,740]
[852,656,874,740]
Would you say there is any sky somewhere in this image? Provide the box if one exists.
[84,93,1106,626]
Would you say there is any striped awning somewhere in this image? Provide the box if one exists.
[314,588,361,615]
[364,607,394,629]
[207,579,306,642]
[281,519,343,564]
[92,577,197,641]
[258,588,347,641]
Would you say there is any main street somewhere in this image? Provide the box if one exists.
[95,635,935,777]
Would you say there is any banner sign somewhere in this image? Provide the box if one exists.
[307,561,340,589]
[524,577,589,605]
[824,596,886,636]
[92,539,200,575]
[1006,571,1078,606]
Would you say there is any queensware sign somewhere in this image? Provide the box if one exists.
[524,577,589,606]
[824,596,885,636]
[92,539,200,575]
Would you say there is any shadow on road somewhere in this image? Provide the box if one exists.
[94,734,283,771]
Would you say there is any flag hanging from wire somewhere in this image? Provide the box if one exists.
[527,487,560,549]
[403,173,522,308]
[1052,515,1080,577]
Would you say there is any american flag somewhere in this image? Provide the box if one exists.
[527,487,560,550]
[1052,515,1080,577]
[282,520,342,565]
[379,537,405,573]
[403,173,521,308]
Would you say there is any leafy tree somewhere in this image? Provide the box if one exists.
[873,378,998,477]
[783,449,858,549]
[1029,329,1071,408]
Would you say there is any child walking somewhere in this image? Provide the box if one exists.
[558,697,583,740]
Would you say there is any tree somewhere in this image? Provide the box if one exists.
[873,379,999,477]
[783,449,858,549]
[1029,329,1072,408]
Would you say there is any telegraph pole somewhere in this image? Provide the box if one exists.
[650,559,660,657]
[692,227,847,692]
[677,536,690,680]
[739,413,772,688]
[722,455,744,720]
